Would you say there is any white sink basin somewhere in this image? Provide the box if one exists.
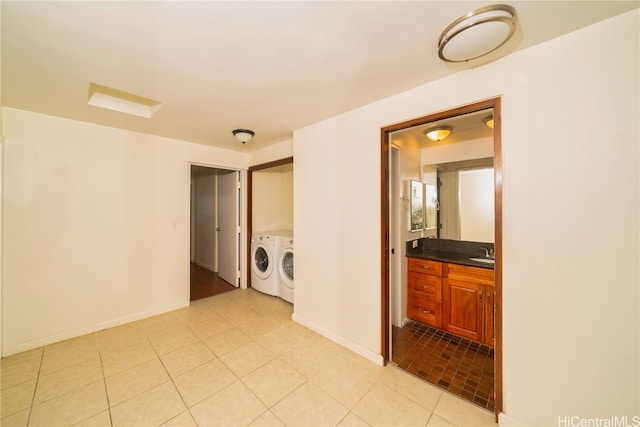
[469,257,495,264]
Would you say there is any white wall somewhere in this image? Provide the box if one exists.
[248,138,293,167]
[1,108,248,355]
[422,136,493,166]
[293,10,638,426]
[252,164,293,233]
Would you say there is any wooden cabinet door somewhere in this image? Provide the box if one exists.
[484,286,495,346]
[443,278,484,342]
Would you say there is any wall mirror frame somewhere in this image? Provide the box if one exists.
[408,180,440,232]
[380,97,503,419]
[424,183,437,230]
[409,179,424,231]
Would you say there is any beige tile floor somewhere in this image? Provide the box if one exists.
[0,289,497,427]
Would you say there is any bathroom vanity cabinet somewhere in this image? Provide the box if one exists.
[443,262,495,345]
[407,257,495,346]
[407,258,443,328]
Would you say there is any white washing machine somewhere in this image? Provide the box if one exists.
[277,233,294,304]
[251,233,280,296]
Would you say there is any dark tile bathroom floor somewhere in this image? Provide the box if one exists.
[392,321,494,411]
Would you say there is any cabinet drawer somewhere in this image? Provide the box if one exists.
[408,258,442,276]
[445,262,494,286]
[408,297,441,328]
[408,273,441,301]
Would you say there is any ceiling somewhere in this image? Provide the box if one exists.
[391,108,494,148]
[2,1,637,153]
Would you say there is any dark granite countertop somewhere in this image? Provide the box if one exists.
[406,249,494,270]
[405,238,495,270]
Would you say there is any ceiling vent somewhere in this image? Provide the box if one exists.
[88,83,162,118]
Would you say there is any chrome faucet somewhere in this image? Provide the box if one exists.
[480,247,495,259]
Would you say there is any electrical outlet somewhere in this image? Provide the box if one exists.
[412,240,418,249]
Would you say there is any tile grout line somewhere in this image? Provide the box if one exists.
[192,297,299,426]
[171,295,286,425]
[25,348,45,427]
[97,351,114,427]
[416,327,447,383]
[449,343,470,389]
[6,290,494,427]
[394,321,496,413]
[470,346,494,410]
[153,313,207,426]
[210,295,352,426]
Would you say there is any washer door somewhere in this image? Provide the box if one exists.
[252,243,273,279]
[279,249,294,288]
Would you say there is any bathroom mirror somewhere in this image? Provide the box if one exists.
[391,107,495,242]
[432,158,494,242]
[409,180,423,231]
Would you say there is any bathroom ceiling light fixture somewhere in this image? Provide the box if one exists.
[483,115,494,129]
[424,126,453,142]
[438,4,517,63]
[232,129,255,144]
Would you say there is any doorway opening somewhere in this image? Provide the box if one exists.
[381,98,503,418]
[190,165,241,301]
[246,157,294,290]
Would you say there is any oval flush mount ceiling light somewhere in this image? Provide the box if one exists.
[438,4,517,63]
[424,126,453,142]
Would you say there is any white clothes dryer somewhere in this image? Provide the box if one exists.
[277,234,294,304]
[251,233,280,296]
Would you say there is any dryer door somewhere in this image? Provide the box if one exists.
[280,249,294,288]
[252,244,273,279]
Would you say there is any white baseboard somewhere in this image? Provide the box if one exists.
[2,302,188,357]
[194,261,216,272]
[499,413,525,426]
[291,313,384,366]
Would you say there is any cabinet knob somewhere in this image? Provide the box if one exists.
[421,285,431,289]
[420,265,431,270]
[421,309,431,314]
[479,289,483,302]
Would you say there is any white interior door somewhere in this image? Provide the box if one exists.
[217,171,239,286]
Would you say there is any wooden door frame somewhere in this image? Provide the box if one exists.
[380,98,503,418]
[247,156,294,289]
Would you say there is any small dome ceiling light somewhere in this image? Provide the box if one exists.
[438,4,517,63]
[424,126,453,142]
[232,129,255,144]
[483,115,494,129]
